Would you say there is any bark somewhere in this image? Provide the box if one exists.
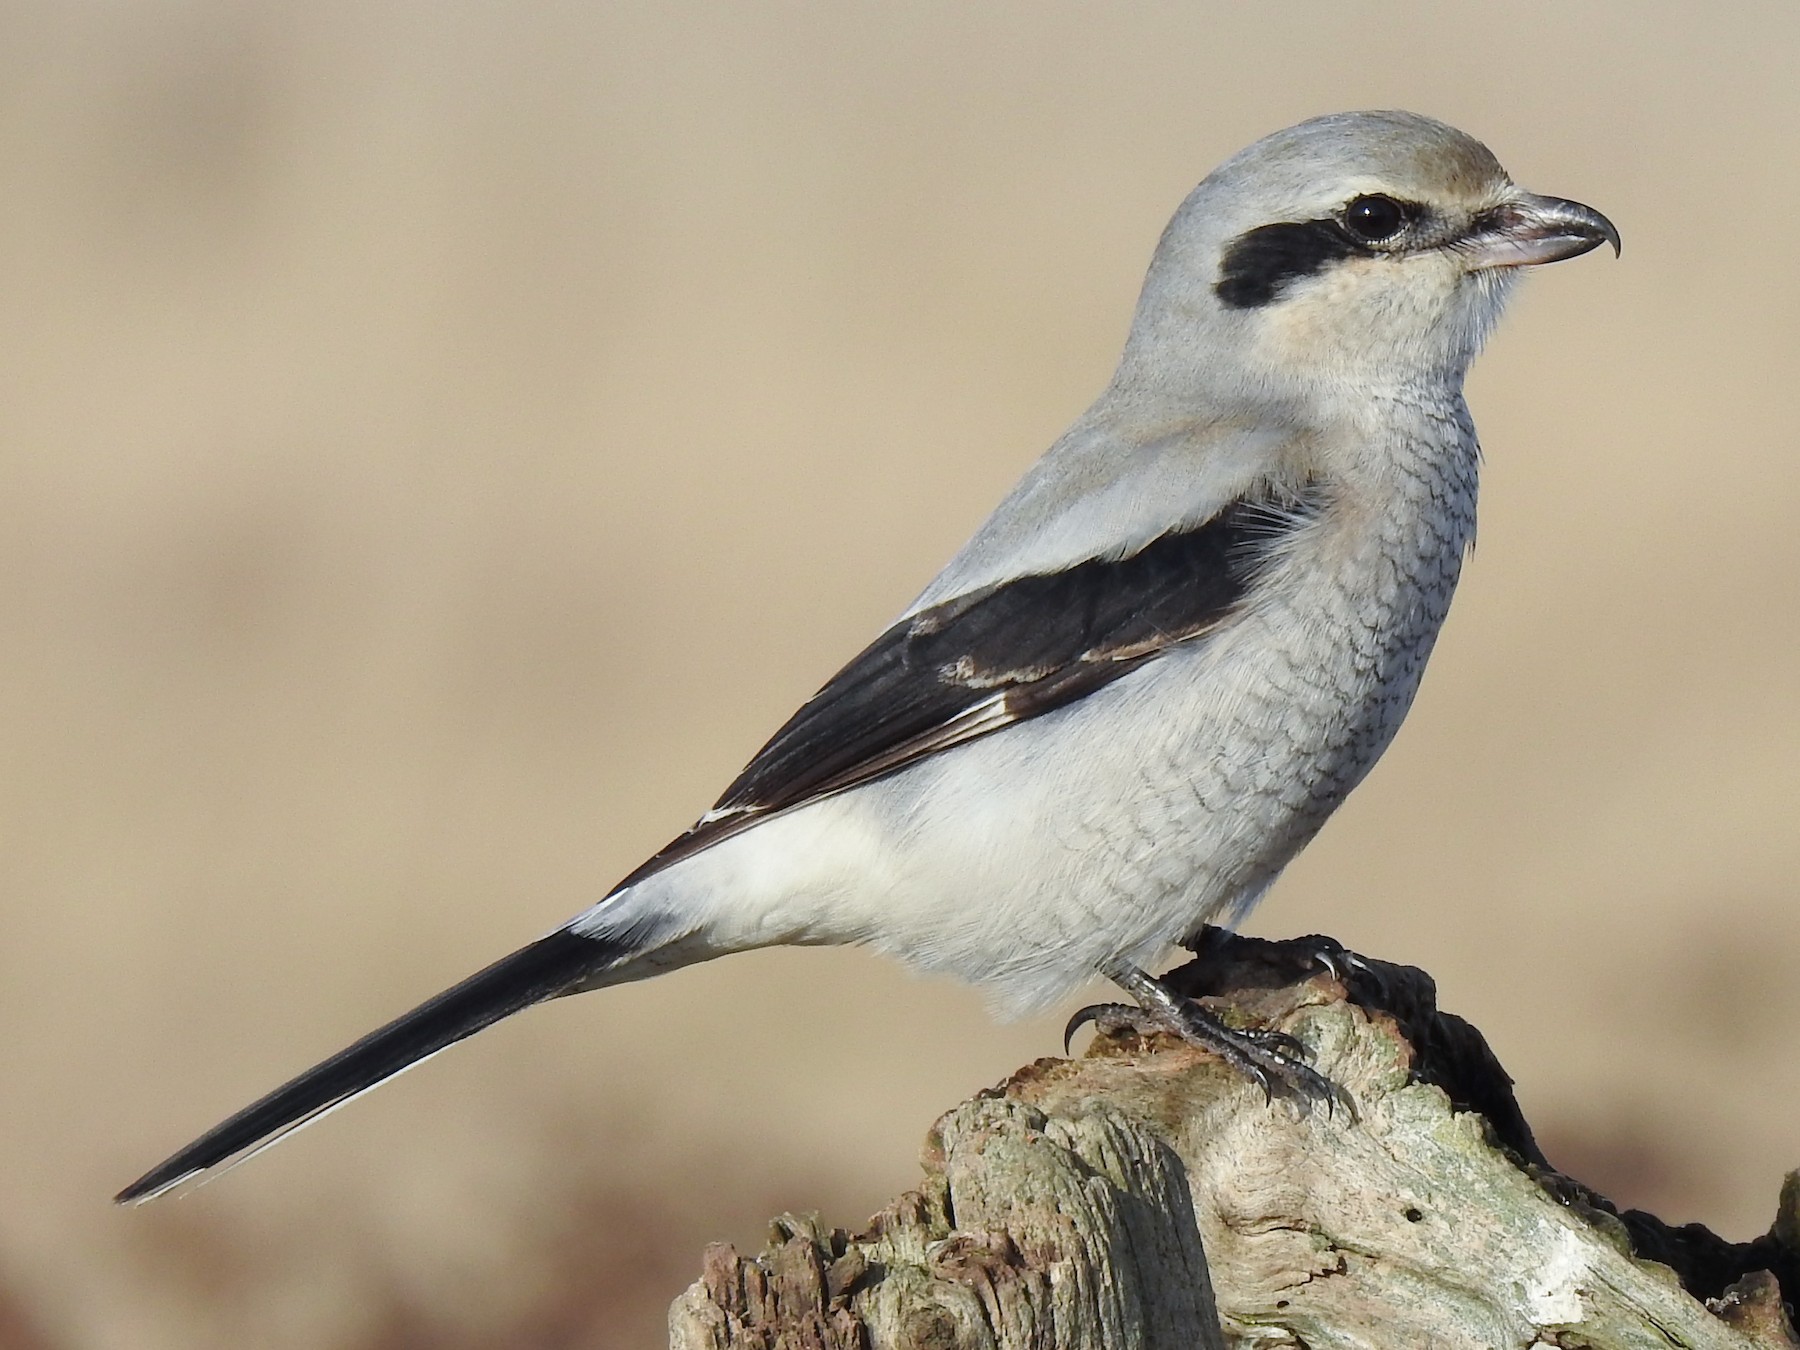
[669,934,1800,1350]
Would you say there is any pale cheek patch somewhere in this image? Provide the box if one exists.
[1256,257,1460,373]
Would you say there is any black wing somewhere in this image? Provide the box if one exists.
[616,485,1320,889]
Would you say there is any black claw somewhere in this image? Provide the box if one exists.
[1063,1004,1100,1054]
[1292,933,1354,980]
[1063,1001,1141,1054]
[1290,934,1393,1008]
[1235,1025,1309,1059]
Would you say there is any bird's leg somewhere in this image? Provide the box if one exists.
[1178,922,1234,959]
[1065,961,1336,1106]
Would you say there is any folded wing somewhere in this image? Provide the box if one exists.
[618,481,1322,887]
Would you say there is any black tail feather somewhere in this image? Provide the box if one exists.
[116,928,611,1204]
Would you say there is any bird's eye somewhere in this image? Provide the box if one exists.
[1341,194,1409,243]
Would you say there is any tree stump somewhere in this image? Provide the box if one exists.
[669,935,1800,1349]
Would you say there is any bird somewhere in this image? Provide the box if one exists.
[117,110,1618,1204]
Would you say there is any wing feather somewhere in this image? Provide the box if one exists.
[614,483,1321,889]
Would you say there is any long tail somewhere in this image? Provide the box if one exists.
[116,928,618,1204]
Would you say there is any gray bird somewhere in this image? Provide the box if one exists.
[118,109,1617,1204]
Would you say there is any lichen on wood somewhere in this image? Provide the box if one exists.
[670,935,1800,1349]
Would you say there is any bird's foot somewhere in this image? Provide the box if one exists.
[1288,933,1387,998]
[1063,1001,1158,1051]
[1178,922,1232,958]
[1179,925,1392,1007]
[1069,963,1338,1108]
[1283,933,1400,1013]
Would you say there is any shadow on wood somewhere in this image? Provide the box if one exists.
[670,934,1800,1349]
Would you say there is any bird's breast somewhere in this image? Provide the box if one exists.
[654,410,1483,1015]
[1196,411,1480,825]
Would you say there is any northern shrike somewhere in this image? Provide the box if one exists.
[119,110,1617,1203]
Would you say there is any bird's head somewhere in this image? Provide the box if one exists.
[1119,110,1619,403]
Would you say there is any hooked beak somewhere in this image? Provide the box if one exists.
[1464,192,1621,269]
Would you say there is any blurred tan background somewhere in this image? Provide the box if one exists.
[1,2,1797,1346]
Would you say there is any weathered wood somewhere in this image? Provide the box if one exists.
[670,936,1800,1350]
